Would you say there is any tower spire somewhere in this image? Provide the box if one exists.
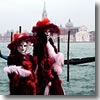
[42,1,47,19]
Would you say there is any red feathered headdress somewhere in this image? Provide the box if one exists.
[32,18,60,35]
[36,18,50,27]
[13,33,28,41]
[8,33,36,51]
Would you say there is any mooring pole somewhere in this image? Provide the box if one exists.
[67,31,70,82]
[11,32,13,42]
[57,33,60,52]
[19,26,22,33]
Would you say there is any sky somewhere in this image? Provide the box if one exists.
[0,0,95,34]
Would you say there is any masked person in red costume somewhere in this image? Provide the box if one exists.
[4,33,38,95]
[32,18,65,95]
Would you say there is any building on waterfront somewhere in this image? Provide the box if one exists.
[0,30,11,42]
[75,26,90,42]
[89,31,95,42]
[57,19,91,42]
[54,19,95,42]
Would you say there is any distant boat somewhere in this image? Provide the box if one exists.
[64,57,95,65]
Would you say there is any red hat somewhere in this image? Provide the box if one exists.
[8,33,36,50]
[32,18,60,35]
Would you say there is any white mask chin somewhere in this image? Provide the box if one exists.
[17,42,28,55]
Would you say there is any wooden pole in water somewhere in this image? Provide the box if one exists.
[57,33,60,52]
[19,26,22,33]
[11,32,13,42]
[67,31,70,82]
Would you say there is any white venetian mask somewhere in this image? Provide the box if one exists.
[44,30,51,41]
[17,41,28,55]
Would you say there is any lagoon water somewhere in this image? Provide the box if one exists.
[0,42,95,95]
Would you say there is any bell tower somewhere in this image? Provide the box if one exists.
[42,1,47,19]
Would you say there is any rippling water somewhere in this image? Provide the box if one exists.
[0,42,95,95]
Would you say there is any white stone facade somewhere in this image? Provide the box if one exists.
[75,26,90,42]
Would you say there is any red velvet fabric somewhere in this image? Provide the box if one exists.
[33,38,64,95]
[7,53,38,95]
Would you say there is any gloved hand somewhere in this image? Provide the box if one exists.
[3,65,31,77]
